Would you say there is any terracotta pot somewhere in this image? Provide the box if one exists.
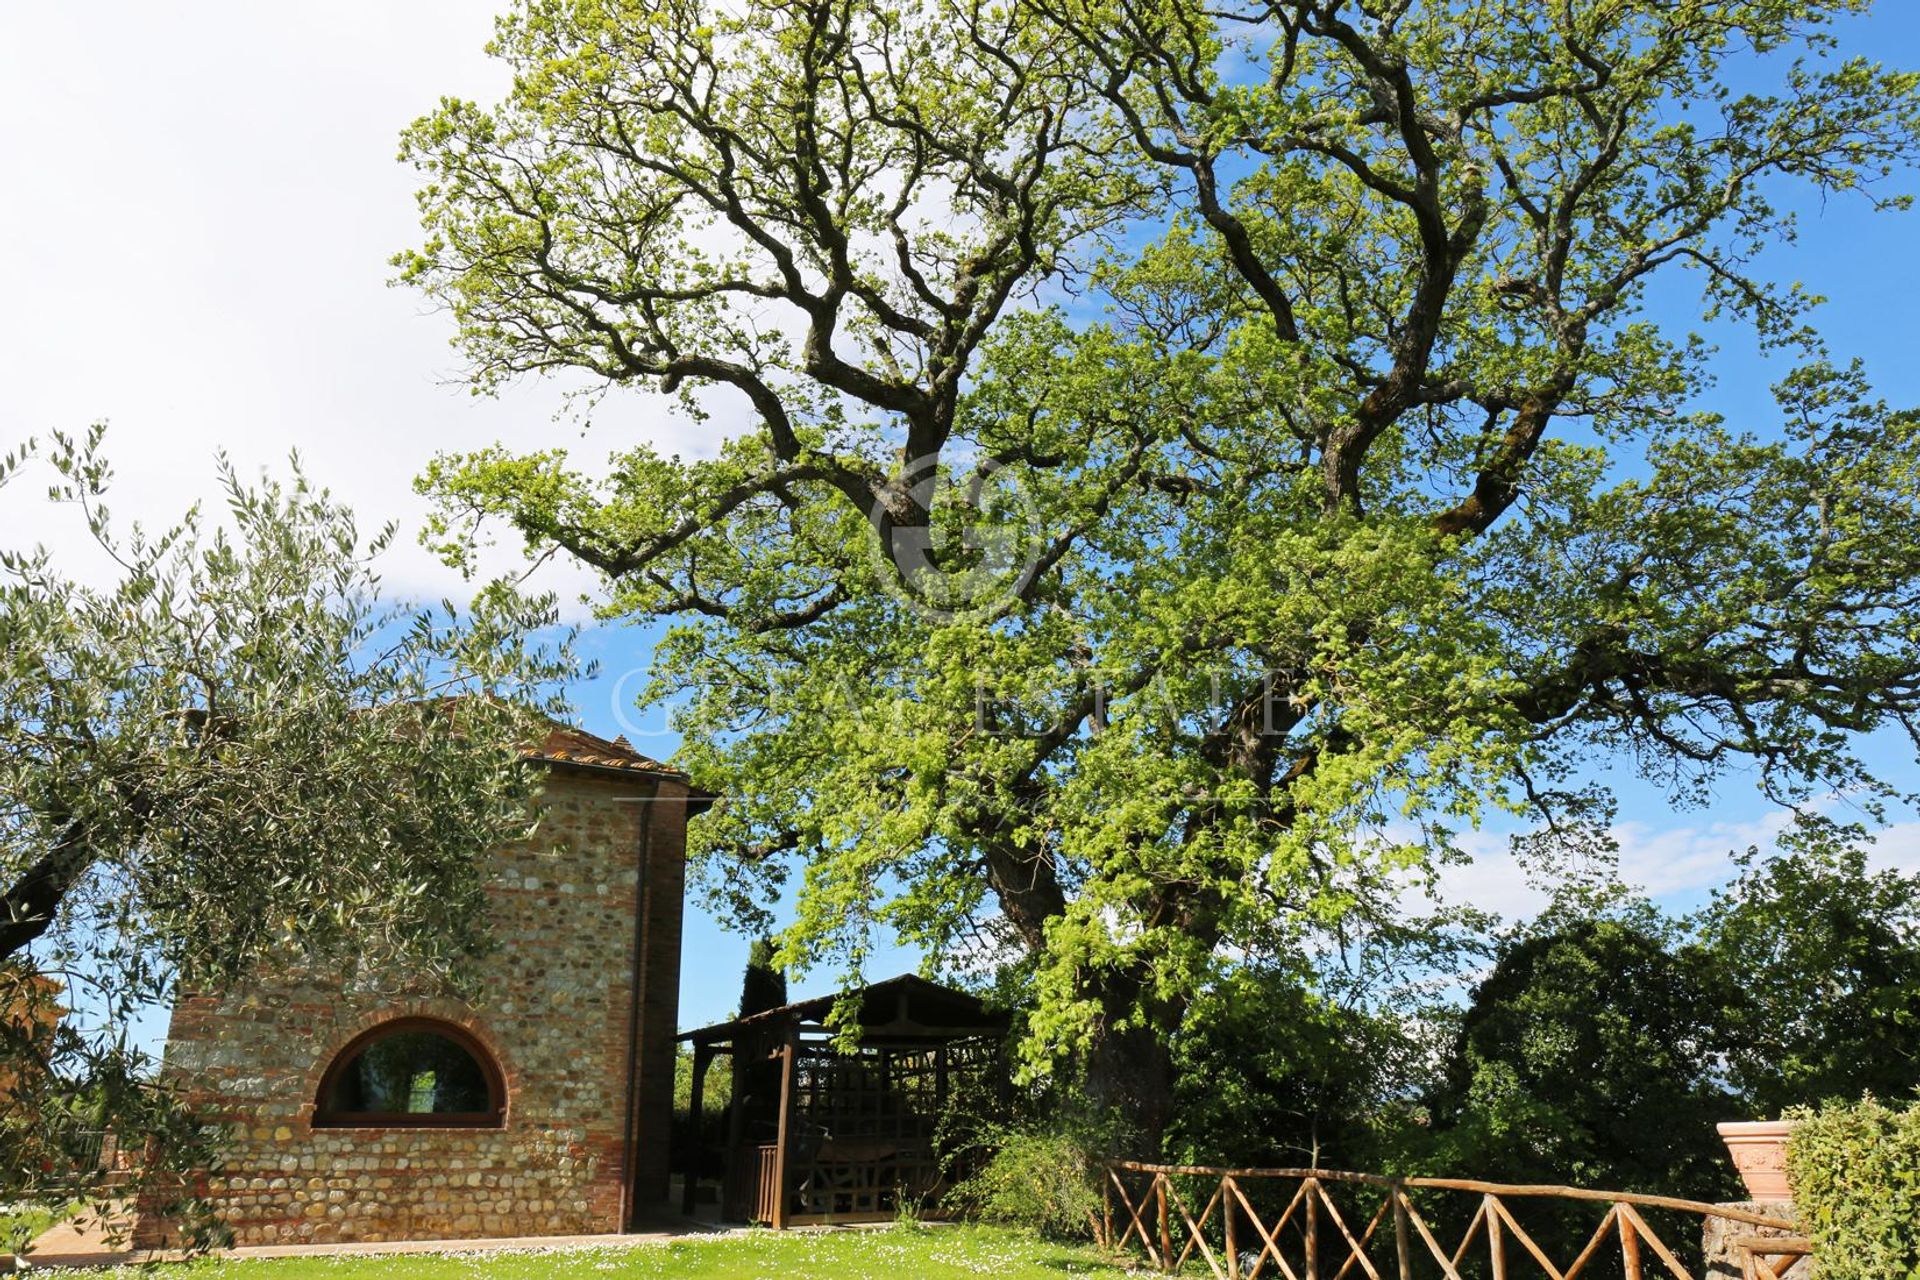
[1717,1120,1797,1200]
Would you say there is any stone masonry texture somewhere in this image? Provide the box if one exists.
[1702,1201,1807,1280]
[134,766,695,1247]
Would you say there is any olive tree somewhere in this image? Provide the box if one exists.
[0,428,570,1240]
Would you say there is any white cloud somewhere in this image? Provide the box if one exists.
[1426,828,1550,923]
[0,2,725,606]
[1428,805,1920,929]
[1613,811,1793,898]
[1867,820,1920,876]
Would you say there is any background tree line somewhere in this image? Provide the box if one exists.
[1162,815,1920,1204]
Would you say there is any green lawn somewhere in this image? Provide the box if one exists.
[74,1224,1135,1279]
[3,1199,76,1251]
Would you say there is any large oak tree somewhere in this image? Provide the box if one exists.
[400,0,1920,1139]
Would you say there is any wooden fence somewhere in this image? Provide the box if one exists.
[1099,1162,1810,1280]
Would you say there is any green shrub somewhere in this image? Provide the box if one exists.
[1786,1095,1920,1280]
[950,1125,1105,1240]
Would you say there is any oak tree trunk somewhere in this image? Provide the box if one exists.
[1080,969,1182,1154]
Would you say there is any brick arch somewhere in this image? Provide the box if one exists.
[295,1003,519,1128]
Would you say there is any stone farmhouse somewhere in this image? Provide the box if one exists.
[135,724,712,1247]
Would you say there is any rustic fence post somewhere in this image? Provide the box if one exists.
[1392,1185,1412,1280]
[1224,1175,1240,1280]
[1487,1195,1508,1280]
[1102,1169,1113,1250]
[1305,1177,1320,1280]
[1157,1173,1173,1271]
[1619,1205,1644,1280]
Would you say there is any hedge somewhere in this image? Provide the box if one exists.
[1785,1095,1920,1280]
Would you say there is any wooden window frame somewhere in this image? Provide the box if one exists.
[312,1017,506,1130]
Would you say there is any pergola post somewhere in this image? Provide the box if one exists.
[724,1039,747,1178]
[681,1042,713,1215]
[770,1033,797,1230]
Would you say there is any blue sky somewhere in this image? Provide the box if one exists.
[3,2,1920,1048]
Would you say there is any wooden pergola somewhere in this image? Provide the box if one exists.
[677,974,1009,1228]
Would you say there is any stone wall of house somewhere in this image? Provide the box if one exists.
[135,766,691,1247]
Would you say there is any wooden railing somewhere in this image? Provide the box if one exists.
[724,1142,782,1224]
[1099,1163,1811,1280]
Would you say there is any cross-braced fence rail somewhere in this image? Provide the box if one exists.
[1098,1162,1810,1280]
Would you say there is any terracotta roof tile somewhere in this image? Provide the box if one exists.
[521,722,685,779]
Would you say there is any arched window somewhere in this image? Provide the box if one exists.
[313,1019,505,1128]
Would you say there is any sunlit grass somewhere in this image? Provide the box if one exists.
[56,1222,1133,1279]
[4,1199,79,1253]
